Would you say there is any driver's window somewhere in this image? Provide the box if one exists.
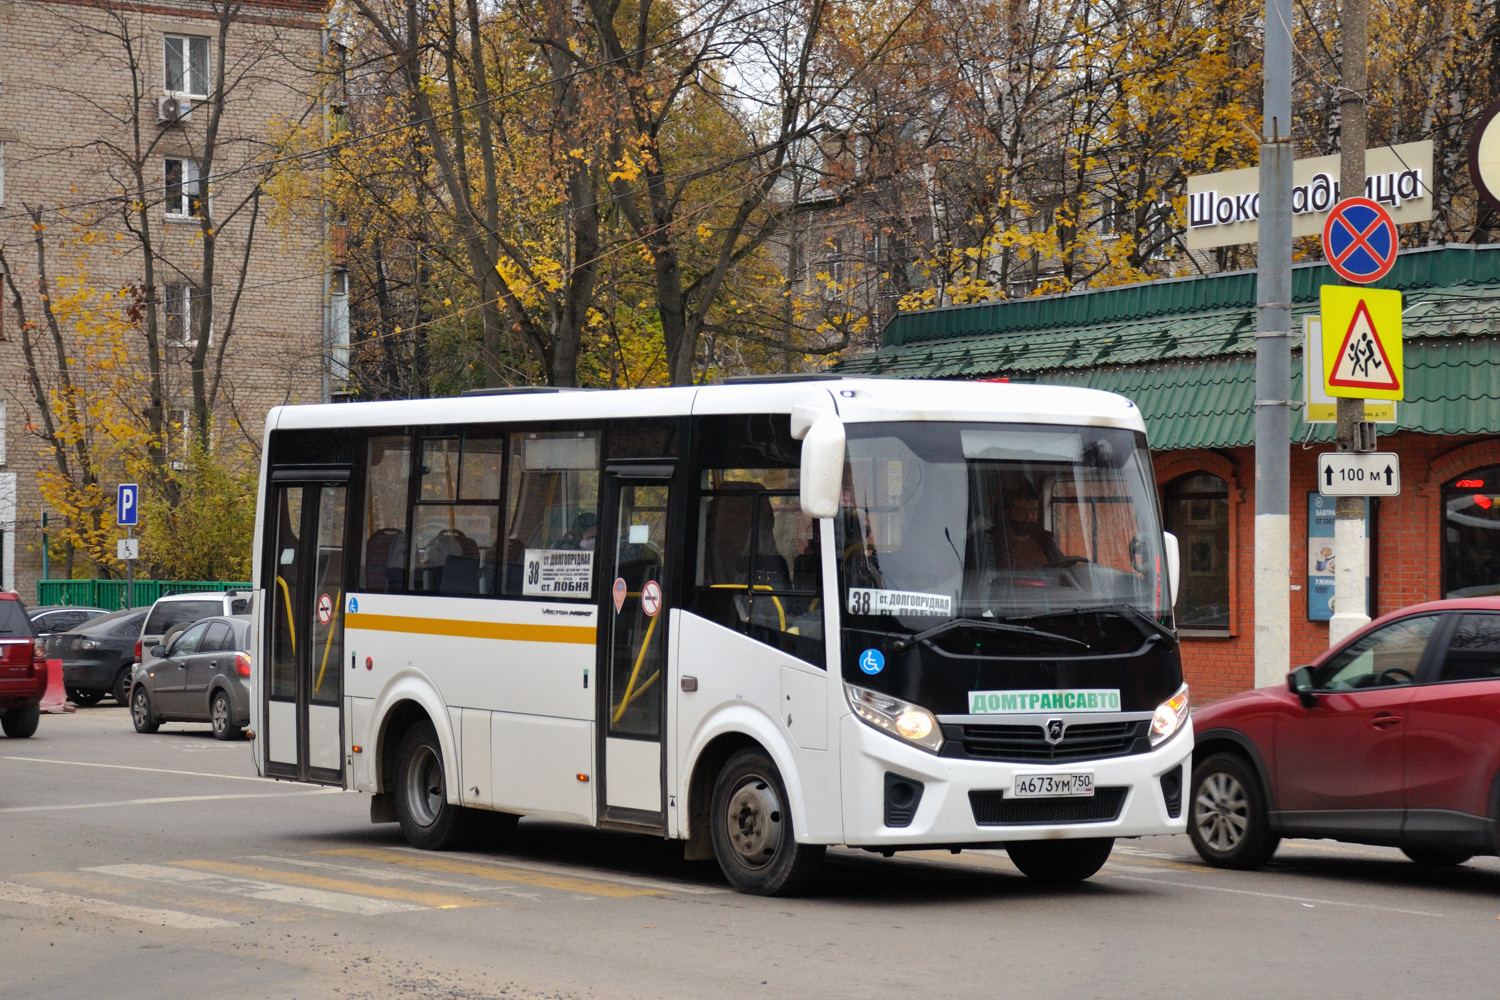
[171,622,211,657]
[1312,614,1440,690]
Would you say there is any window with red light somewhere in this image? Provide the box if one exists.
[1443,464,1500,598]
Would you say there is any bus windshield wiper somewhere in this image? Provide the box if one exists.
[891,617,1090,653]
[1017,604,1177,647]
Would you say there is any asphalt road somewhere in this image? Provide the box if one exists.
[4,707,1499,1000]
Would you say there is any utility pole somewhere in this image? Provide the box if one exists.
[1254,0,1294,688]
[1330,0,1372,645]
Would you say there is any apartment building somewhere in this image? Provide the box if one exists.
[0,0,340,597]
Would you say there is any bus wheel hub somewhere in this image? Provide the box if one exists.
[727,778,782,865]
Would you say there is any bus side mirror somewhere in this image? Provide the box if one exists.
[1162,531,1180,607]
[797,413,845,519]
[1288,665,1318,707]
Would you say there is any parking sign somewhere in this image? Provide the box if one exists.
[117,483,139,526]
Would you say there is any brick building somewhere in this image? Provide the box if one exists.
[837,244,1500,703]
[0,0,338,597]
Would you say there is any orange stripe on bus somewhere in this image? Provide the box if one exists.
[345,613,595,644]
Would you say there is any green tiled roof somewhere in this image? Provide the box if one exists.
[837,245,1500,449]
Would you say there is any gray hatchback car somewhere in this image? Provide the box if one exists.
[130,615,251,740]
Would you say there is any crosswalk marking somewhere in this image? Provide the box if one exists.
[318,847,686,897]
[246,855,545,900]
[84,863,475,915]
[0,880,238,929]
[13,845,705,931]
[173,859,494,909]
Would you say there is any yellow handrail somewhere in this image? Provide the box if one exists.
[612,612,658,724]
[275,575,296,655]
[706,583,785,630]
[314,588,342,695]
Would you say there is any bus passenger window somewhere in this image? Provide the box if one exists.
[502,430,600,599]
[407,434,506,596]
[359,435,411,593]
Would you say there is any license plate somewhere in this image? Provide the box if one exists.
[1011,772,1095,798]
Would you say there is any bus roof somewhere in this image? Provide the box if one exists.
[266,378,1146,436]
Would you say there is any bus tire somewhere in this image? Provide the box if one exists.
[394,721,472,850]
[1188,752,1279,869]
[1005,837,1114,882]
[709,748,824,896]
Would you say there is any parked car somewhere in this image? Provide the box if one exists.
[1189,597,1500,870]
[27,606,108,638]
[131,615,252,740]
[136,591,250,671]
[49,606,150,706]
[0,592,48,738]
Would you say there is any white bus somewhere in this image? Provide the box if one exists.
[249,376,1192,895]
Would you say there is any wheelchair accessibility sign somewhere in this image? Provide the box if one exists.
[859,649,885,675]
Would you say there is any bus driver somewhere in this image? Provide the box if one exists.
[993,482,1063,569]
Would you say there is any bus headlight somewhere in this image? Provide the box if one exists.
[845,683,944,753]
[1149,684,1190,746]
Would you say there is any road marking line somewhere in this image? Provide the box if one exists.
[318,847,684,897]
[391,845,731,895]
[84,863,463,916]
[245,855,544,900]
[0,789,339,814]
[0,754,328,784]
[172,860,492,910]
[30,871,324,923]
[1102,871,1446,917]
[0,880,238,929]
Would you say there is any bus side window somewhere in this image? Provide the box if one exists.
[692,478,823,667]
[501,430,600,598]
[360,435,411,593]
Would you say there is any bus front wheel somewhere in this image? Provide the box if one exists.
[394,721,473,850]
[1005,837,1114,882]
[709,748,824,896]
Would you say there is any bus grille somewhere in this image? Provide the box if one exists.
[969,787,1127,826]
[944,720,1148,763]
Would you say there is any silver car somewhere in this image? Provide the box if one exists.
[131,615,252,740]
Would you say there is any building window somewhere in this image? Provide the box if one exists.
[0,140,6,206]
[164,158,204,218]
[329,269,349,380]
[164,34,209,98]
[1163,472,1230,631]
[1443,464,1500,598]
[163,282,210,347]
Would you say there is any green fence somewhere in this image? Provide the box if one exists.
[36,579,252,610]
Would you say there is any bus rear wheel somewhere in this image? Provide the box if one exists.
[709,748,824,896]
[394,721,474,850]
[1005,837,1114,882]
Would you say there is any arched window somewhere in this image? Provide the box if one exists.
[1162,472,1230,631]
[1443,464,1500,598]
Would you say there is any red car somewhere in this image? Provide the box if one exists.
[1,592,48,738]
[1189,597,1500,869]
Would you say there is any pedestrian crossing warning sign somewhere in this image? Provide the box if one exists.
[1320,284,1403,401]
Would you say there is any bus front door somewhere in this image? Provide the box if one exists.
[599,470,672,830]
[265,479,348,785]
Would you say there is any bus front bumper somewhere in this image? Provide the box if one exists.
[836,714,1192,847]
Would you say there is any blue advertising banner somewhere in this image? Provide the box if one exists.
[1307,492,1371,621]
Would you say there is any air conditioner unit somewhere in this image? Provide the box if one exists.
[157,96,190,125]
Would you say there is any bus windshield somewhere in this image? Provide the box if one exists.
[838,421,1169,638]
